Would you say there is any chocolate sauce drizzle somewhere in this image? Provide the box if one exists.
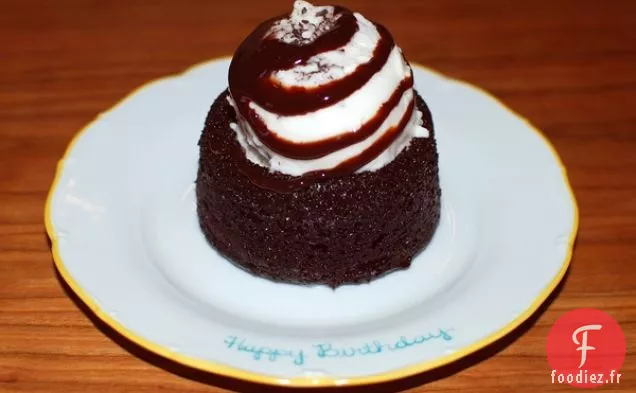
[227,4,415,192]
[243,76,413,159]
[229,7,395,116]
[235,98,416,193]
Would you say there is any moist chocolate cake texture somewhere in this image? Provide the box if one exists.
[196,90,441,288]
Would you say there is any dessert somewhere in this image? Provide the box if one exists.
[196,1,441,288]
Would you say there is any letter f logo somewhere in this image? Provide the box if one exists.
[572,324,602,368]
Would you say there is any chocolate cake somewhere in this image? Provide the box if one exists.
[195,1,441,288]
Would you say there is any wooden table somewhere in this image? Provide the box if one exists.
[1,0,634,392]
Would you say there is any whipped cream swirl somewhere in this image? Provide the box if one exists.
[227,0,429,179]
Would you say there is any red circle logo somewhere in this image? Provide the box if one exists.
[546,308,626,388]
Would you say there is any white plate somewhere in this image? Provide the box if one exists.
[46,57,578,387]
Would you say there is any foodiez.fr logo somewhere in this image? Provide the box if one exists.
[546,308,626,388]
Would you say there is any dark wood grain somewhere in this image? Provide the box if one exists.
[1,0,635,392]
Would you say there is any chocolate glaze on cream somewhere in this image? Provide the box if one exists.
[227,1,424,191]
[240,76,413,160]
[232,98,416,193]
[229,9,394,115]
